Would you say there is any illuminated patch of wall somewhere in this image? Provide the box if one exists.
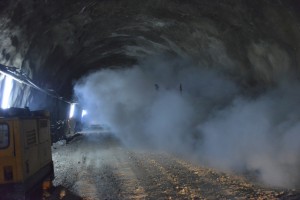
[69,103,76,119]
[81,109,87,118]
[1,75,13,109]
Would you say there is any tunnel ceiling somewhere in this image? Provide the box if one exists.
[0,0,300,99]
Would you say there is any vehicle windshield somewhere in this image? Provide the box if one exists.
[0,124,9,149]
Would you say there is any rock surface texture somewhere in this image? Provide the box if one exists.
[0,0,300,102]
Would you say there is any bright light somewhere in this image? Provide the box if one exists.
[0,71,23,84]
[1,75,13,109]
[81,110,87,118]
[69,103,76,118]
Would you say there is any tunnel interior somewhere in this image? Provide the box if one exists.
[0,0,300,197]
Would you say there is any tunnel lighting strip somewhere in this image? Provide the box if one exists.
[81,109,87,118]
[0,63,72,104]
[1,75,13,109]
[69,103,76,118]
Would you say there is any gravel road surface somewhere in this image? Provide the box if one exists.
[47,133,299,200]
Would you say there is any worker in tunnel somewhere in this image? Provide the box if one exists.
[179,83,183,95]
[155,83,159,91]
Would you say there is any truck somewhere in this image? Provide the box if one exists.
[0,107,54,199]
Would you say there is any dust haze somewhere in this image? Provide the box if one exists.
[74,57,300,189]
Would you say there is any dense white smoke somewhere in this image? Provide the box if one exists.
[199,82,300,188]
[74,57,300,188]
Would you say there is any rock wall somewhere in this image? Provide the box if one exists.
[0,0,299,107]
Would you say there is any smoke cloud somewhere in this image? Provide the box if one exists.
[74,56,300,189]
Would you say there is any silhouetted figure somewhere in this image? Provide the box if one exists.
[179,83,183,94]
[155,84,159,91]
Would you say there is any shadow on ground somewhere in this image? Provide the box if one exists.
[45,185,82,200]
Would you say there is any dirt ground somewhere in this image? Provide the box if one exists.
[46,133,300,200]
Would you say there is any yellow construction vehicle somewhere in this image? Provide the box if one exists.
[0,107,54,199]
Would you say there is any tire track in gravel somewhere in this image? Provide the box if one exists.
[70,146,148,199]
[147,153,232,199]
[93,163,124,199]
[172,156,258,199]
[153,153,300,200]
[53,140,82,191]
[173,156,300,200]
[85,148,143,200]
[73,156,99,200]
[111,148,147,199]
[145,156,201,199]
[52,134,300,200]
[127,151,179,200]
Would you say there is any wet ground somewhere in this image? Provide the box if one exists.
[47,133,300,200]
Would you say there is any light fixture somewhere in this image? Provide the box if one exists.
[81,110,87,118]
[1,75,13,109]
[69,103,76,118]
[0,64,72,104]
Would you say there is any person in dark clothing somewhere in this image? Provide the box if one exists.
[179,83,183,94]
[155,83,159,91]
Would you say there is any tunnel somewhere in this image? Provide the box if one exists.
[0,0,300,199]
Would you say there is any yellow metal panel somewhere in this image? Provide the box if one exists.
[0,116,54,187]
[0,120,15,158]
[38,119,51,143]
[39,140,52,167]
[12,119,25,182]
[20,119,40,180]
[0,159,16,184]
[0,119,22,183]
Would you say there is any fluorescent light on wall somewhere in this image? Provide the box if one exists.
[69,103,76,118]
[1,75,13,109]
[81,110,87,118]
